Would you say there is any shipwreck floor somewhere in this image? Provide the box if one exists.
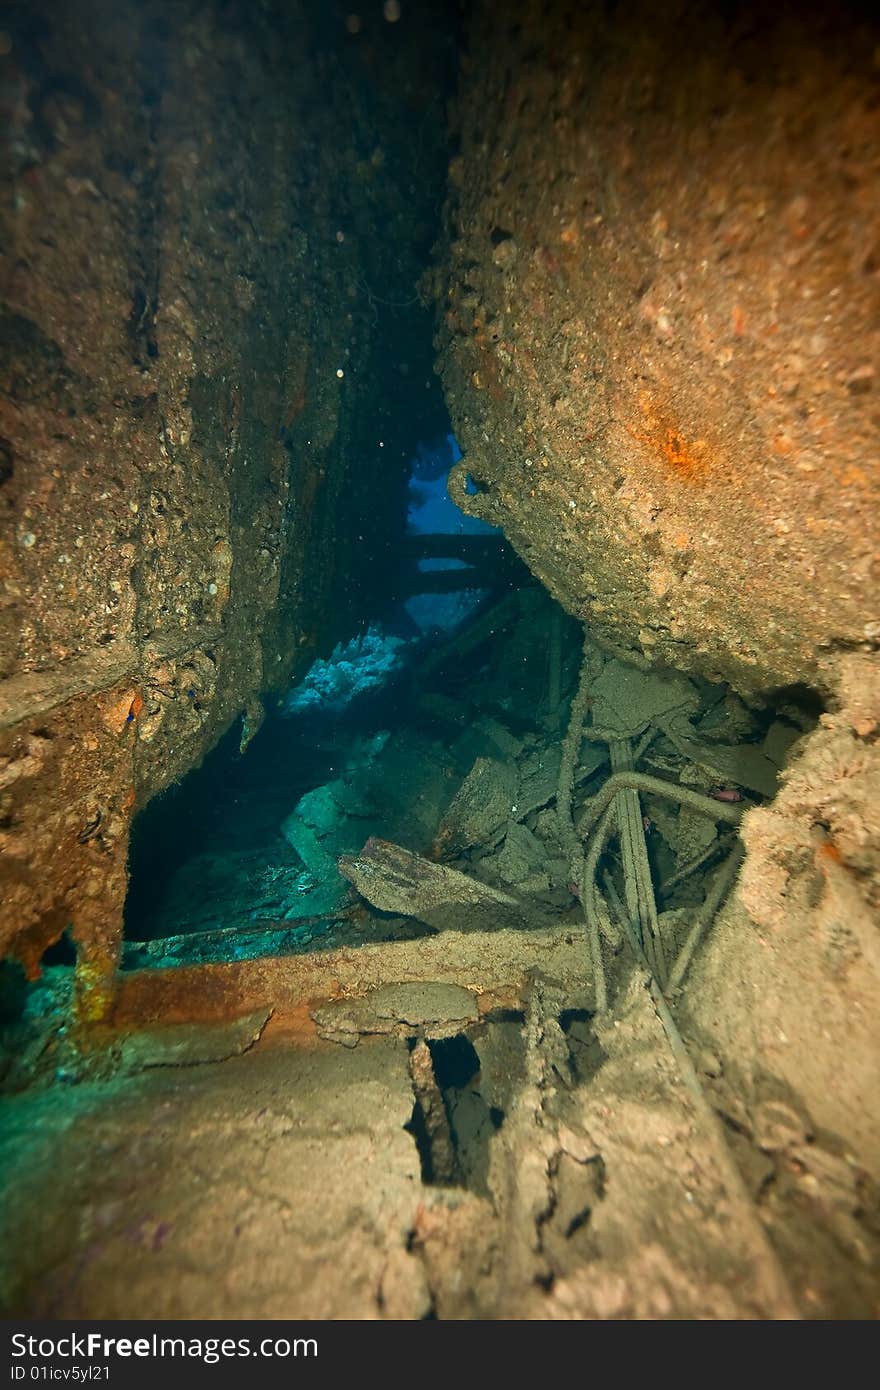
[2,588,877,1320]
[2,937,876,1320]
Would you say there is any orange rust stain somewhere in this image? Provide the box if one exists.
[628,398,710,484]
[103,688,140,734]
[12,912,68,981]
[836,464,870,489]
[731,304,746,336]
[128,692,144,722]
[659,428,707,481]
[816,838,842,867]
[261,1001,319,1045]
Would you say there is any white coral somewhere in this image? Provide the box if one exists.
[281,624,410,714]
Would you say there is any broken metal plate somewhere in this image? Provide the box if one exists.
[589,660,700,738]
[312,981,479,1047]
[659,725,780,797]
[338,837,529,933]
[433,756,517,857]
[489,821,551,891]
[118,1007,272,1071]
[515,742,605,820]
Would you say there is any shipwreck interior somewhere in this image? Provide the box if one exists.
[1,0,878,1321]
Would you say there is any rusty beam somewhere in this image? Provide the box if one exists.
[112,925,591,1032]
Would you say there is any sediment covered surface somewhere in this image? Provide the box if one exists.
[426,5,880,1313]
[0,0,452,988]
[1,0,878,1323]
[434,0,879,697]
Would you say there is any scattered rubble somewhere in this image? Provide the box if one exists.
[120,584,813,989]
[433,756,517,858]
[2,579,877,1315]
[338,838,529,934]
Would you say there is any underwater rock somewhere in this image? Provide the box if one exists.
[280,778,378,916]
[280,806,348,909]
[515,745,563,818]
[515,741,607,822]
[0,0,454,995]
[471,717,525,761]
[695,694,761,745]
[647,801,719,870]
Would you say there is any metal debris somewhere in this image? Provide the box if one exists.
[338,836,530,933]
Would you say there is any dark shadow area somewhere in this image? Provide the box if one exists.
[123,435,532,954]
[559,1009,608,1085]
[405,1029,509,1194]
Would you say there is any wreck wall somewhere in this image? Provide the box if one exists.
[0,0,451,1004]
[435,0,879,699]
[436,0,880,1168]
